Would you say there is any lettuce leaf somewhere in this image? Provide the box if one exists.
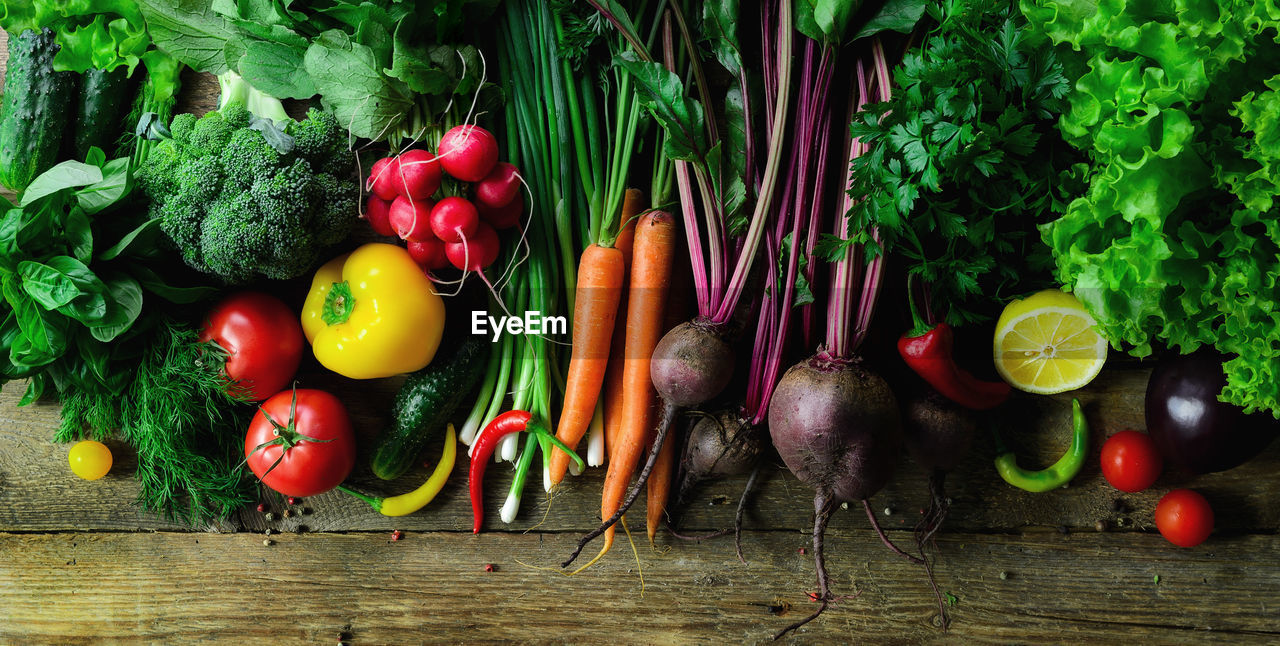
[1024,0,1280,417]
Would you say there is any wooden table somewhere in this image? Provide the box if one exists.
[3,32,1280,645]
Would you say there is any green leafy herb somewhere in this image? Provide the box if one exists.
[137,0,500,143]
[843,0,1076,323]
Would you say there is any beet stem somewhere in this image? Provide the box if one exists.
[734,464,762,564]
[863,499,924,565]
[562,401,677,568]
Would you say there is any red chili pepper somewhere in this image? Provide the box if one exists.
[469,410,533,534]
[898,322,1010,410]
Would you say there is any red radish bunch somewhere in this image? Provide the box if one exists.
[361,125,525,276]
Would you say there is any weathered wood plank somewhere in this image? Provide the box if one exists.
[5,368,1279,536]
[2,530,1277,644]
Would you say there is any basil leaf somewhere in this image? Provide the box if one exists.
[64,208,94,264]
[17,261,82,310]
[62,292,109,325]
[131,264,220,304]
[20,162,104,206]
[46,256,105,292]
[97,218,161,262]
[3,275,67,367]
[18,376,45,407]
[90,276,144,342]
[76,158,131,215]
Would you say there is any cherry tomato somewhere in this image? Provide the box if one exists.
[1100,430,1163,492]
[68,440,113,480]
[244,389,356,497]
[1155,489,1214,547]
[201,291,305,401]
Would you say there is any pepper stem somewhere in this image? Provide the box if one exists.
[337,484,384,512]
[322,281,356,326]
[905,274,931,337]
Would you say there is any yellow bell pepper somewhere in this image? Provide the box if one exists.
[302,243,445,379]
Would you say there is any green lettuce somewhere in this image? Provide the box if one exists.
[1023,0,1280,416]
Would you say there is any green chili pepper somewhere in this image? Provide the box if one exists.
[994,398,1088,493]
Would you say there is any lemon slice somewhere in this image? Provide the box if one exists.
[993,289,1107,394]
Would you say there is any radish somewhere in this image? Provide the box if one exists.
[388,195,435,242]
[407,237,450,271]
[394,148,442,200]
[367,156,399,201]
[430,196,480,244]
[473,162,521,208]
[364,196,395,237]
[478,193,524,230]
[437,125,499,182]
[445,221,500,271]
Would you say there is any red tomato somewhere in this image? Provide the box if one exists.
[1100,430,1163,492]
[200,291,305,401]
[244,389,356,497]
[1155,489,1214,547]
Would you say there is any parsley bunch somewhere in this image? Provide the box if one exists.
[841,0,1080,324]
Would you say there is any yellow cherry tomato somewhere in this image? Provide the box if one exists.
[302,243,446,379]
[68,440,113,480]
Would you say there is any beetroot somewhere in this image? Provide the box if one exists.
[769,355,900,503]
[767,353,903,635]
[672,409,766,561]
[437,125,500,182]
[651,320,735,407]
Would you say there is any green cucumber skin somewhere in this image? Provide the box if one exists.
[370,336,490,481]
[0,29,78,192]
[71,66,134,162]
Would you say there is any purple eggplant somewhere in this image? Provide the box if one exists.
[1145,351,1279,474]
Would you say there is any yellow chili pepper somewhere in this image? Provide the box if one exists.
[302,243,445,379]
[339,425,457,517]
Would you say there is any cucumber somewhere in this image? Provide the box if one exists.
[0,29,78,192]
[370,336,490,480]
[69,66,135,162]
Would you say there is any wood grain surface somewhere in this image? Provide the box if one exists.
[2,30,1280,646]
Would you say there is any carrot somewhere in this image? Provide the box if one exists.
[599,210,676,555]
[646,244,692,541]
[601,206,639,462]
[549,189,644,484]
[547,244,624,485]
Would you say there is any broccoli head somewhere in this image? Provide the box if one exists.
[138,107,360,284]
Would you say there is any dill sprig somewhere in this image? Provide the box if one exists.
[56,319,255,526]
